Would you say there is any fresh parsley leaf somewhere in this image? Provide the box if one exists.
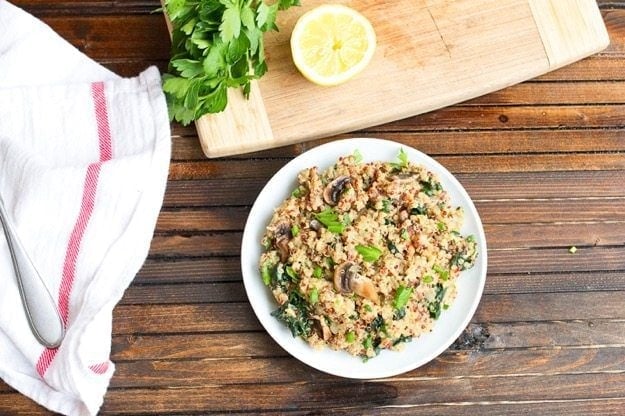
[356,245,382,262]
[392,285,413,310]
[390,148,409,170]
[163,0,300,125]
[420,178,443,196]
[352,149,363,164]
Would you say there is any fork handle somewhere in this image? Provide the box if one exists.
[0,195,65,348]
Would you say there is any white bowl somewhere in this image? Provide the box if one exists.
[241,138,487,379]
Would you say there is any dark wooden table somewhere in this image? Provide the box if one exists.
[2,1,625,414]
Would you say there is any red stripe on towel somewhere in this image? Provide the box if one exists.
[36,82,113,377]
[88,361,110,374]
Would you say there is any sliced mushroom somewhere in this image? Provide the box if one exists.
[275,238,289,263]
[309,219,322,231]
[390,172,415,184]
[313,318,332,341]
[333,261,379,302]
[273,221,291,263]
[323,176,351,206]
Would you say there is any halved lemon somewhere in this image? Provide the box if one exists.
[290,4,376,86]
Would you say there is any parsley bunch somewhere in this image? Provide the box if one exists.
[162,0,300,125]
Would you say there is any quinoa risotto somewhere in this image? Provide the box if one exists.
[259,150,478,359]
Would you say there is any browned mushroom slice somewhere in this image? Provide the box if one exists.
[313,317,332,341]
[309,219,322,231]
[390,172,415,185]
[350,277,379,302]
[323,176,351,205]
[333,261,379,302]
[275,238,289,263]
[273,221,291,263]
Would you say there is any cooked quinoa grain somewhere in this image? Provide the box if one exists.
[259,150,478,359]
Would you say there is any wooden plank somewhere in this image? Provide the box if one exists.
[161,171,625,208]
[469,81,625,105]
[473,291,625,323]
[3,391,625,416]
[40,15,170,60]
[149,233,241,257]
[538,55,625,80]
[111,292,625,335]
[482,320,625,349]
[113,303,262,334]
[485,271,625,294]
[168,153,625,179]
[109,346,625,388]
[110,332,284,361]
[475,199,625,224]
[171,129,625,161]
[108,320,625,361]
[136,257,242,284]
[92,373,625,412]
[120,282,247,305]
[484,221,625,249]
[222,398,625,416]
[374,105,625,131]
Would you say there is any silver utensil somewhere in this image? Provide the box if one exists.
[0,193,65,348]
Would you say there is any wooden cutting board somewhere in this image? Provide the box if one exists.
[186,0,609,158]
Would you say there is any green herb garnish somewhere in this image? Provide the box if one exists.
[271,290,311,337]
[356,244,382,262]
[411,205,426,216]
[390,148,409,170]
[285,265,299,281]
[387,241,399,255]
[291,225,300,237]
[392,285,413,310]
[261,261,272,285]
[345,331,356,343]
[314,208,345,234]
[381,199,392,213]
[313,265,323,279]
[420,178,442,196]
[427,283,447,319]
[352,149,363,164]
[309,287,319,305]
[162,0,301,125]
[433,264,449,281]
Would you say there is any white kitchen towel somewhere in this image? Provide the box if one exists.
[0,1,171,415]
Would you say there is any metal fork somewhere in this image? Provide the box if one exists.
[0,193,64,348]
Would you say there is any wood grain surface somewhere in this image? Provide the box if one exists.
[2,0,625,415]
[193,0,609,157]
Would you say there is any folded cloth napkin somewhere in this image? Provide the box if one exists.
[0,1,171,414]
